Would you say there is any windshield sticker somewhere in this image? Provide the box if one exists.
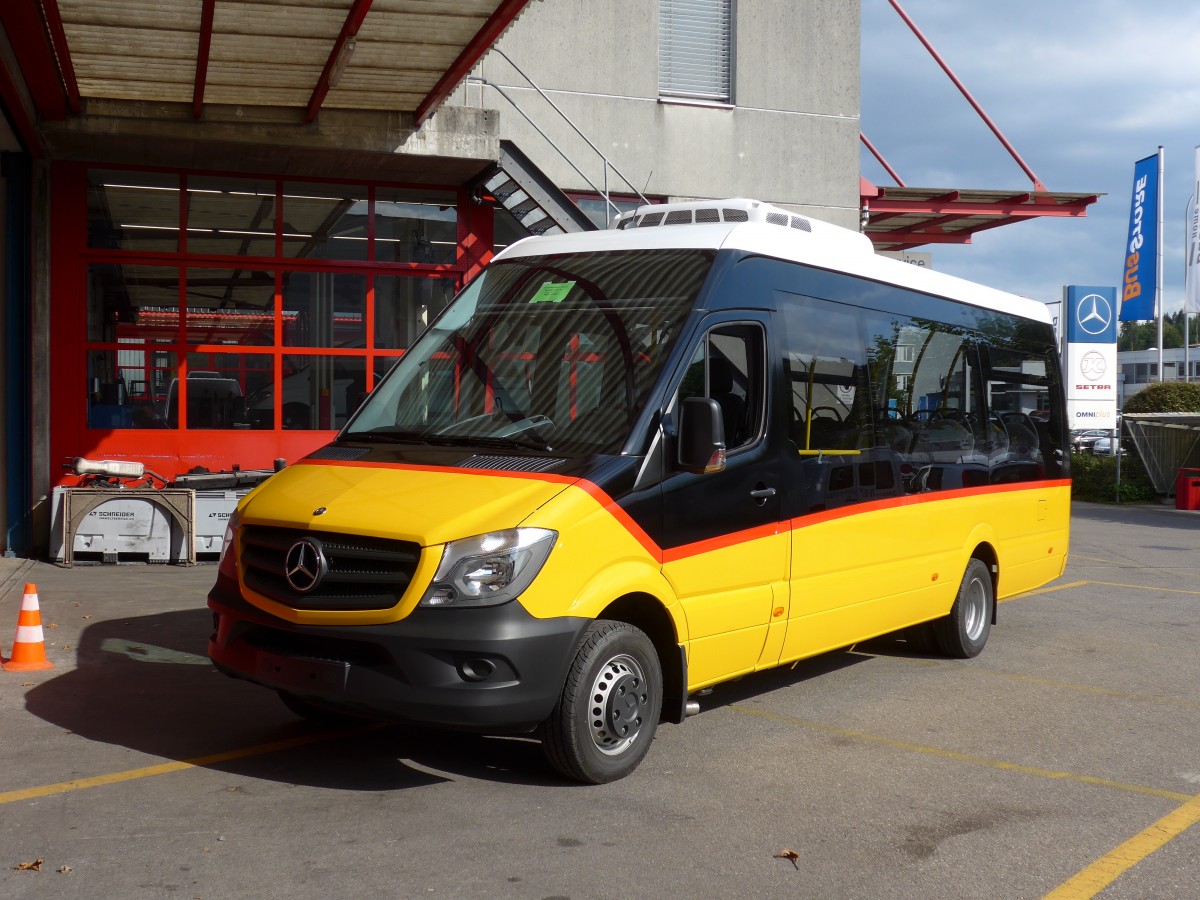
[530,281,575,303]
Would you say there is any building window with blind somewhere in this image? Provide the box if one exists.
[659,0,733,104]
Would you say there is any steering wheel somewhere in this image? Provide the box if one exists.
[810,406,843,422]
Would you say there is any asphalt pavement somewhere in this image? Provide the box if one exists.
[1,500,1199,899]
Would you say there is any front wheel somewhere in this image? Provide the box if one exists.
[542,620,662,784]
[933,558,994,658]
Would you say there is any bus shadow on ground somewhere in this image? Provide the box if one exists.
[693,630,935,713]
[22,609,565,789]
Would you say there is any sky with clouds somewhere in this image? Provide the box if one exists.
[859,0,1200,316]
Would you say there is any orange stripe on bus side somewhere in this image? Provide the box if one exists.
[293,459,1068,566]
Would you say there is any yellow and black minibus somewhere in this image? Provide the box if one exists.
[208,199,1070,783]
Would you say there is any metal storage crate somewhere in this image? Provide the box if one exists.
[51,487,195,565]
[194,489,252,561]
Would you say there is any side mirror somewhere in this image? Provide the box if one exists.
[678,396,727,474]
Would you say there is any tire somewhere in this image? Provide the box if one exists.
[542,620,663,784]
[933,558,993,659]
[904,621,938,654]
[277,690,362,725]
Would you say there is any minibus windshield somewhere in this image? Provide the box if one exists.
[346,249,713,454]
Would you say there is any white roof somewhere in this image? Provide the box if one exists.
[493,199,1051,325]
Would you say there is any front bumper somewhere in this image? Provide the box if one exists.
[207,571,589,731]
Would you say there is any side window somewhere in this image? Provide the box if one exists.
[779,293,872,452]
[981,343,1065,481]
[884,319,988,491]
[677,323,765,452]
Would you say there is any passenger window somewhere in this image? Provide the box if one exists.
[677,323,765,451]
[981,344,1064,480]
[779,294,871,452]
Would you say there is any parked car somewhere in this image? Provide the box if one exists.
[1071,429,1109,453]
[1091,435,1124,456]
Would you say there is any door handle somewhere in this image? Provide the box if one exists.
[749,486,777,500]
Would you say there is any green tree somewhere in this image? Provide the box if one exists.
[1122,381,1200,414]
[1118,316,1184,350]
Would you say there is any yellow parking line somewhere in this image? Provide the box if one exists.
[1000,580,1089,602]
[847,650,1200,712]
[733,707,1200,897]
[0,727,372,806]
[1086,580,1200,597]
[1044,793,1200,898]
[731,706,1190,802]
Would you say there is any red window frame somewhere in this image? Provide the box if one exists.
[50,161,495,484]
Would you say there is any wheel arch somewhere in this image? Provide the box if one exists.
[969,540,999,624]
[597,592,688,725]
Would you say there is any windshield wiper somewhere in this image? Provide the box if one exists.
[426,433,553,452]
[345,428,552,452]
[343,428,433,444]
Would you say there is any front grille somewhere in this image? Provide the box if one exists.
[241,525,420,611]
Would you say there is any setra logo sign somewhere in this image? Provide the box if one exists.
[1079,351,1107,381]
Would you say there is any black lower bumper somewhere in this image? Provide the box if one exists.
[207,571,589,732]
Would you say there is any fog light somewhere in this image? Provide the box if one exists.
[460,658,496,682]
[424,588,456,606]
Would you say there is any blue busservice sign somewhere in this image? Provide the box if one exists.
[1119,153,1159,321]
[1066,286,1117,345]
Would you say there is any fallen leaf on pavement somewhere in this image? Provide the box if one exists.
[16,859,44,871]
[58,865,72,875]
[775,849,800,869]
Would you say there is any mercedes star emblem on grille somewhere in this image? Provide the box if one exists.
[284,538,327,593]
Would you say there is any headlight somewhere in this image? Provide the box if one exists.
[419,528,557,608]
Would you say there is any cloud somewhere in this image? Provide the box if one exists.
[861,0,1200,314]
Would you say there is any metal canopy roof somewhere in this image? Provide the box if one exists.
[862,183,1101,253]
[859,1,1102,253]
[1,0,530,131]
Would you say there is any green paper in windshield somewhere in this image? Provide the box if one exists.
[530,281,575,303]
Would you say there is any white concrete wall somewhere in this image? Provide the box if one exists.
[443,0,861,228]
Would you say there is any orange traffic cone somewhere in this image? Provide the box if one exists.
[2,583,54,672]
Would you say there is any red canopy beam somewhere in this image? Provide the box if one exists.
[192,0,215,119]
[39,0,81,113]
[888,0,1047,193]
[870,231,974,246]
[860,133,906,187]
[414,0,530,127]
[0,2,69,121]
[0,54,43,155]
[868,189,962,226]
[868,197,1095,218]
[305,0,374,123]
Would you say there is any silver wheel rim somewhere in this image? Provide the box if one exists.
[963,574,988,642]
[587,653,650,756]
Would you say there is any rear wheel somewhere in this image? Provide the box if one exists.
[543,620,662,784]
[933,558,993,658]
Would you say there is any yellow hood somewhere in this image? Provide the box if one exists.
[241,459,575,547]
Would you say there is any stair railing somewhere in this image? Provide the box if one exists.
[468,48,649,224]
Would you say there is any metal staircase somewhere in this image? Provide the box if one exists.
[470,48,649,237]
[480,140,596,236]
